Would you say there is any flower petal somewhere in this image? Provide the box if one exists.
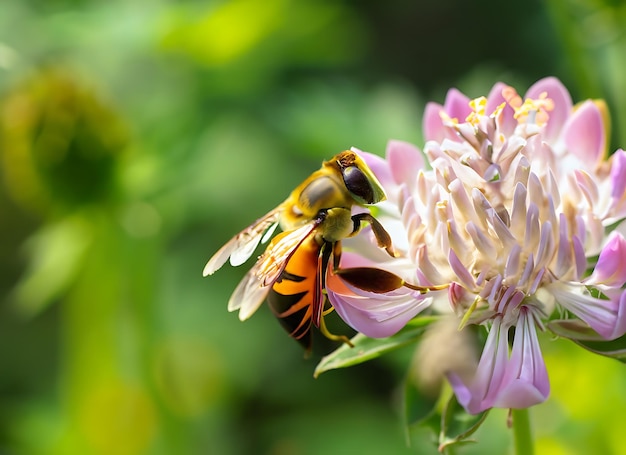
[561,100,606,170]
[423,88,471,143]
[448,316,510,414]
[386,140,424,186]
[443,88,472,122]
[423,102,447,143]
[450,309,549,414]
[327,277,431,338]
[486,82,516,136]
[525,77,572,142]
[586,231,626,287]
[547,282,626,340]
[326,252,433,338]
[493,308,549,409]
[611,149,626,196]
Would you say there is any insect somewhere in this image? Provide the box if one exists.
[204,150,432,350]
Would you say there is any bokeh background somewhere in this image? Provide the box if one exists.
[1,1,625,454]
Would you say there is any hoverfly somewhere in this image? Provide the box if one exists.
[204,150,432,350]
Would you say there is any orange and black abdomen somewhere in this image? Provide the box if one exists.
[267,235,321,349]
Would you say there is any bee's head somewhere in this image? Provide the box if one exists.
[334,151,386,205]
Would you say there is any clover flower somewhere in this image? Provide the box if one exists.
[326,77,626,414]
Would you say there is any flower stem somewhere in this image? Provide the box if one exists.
[512,408,534,455]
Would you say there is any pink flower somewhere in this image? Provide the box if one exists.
[448,307,549,413]
[326,252,435,338]
[328,77,626,413]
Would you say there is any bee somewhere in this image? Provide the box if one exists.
[204,150,430,350]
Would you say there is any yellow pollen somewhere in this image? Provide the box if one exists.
[490,101,507,119]
[466,96,487,125]
[502,86,554,126]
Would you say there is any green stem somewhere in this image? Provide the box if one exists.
[512,408,534,455]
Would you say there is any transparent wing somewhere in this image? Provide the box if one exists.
[203,208,281,276]
[228,223,318,320]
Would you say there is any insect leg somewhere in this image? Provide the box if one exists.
[318,312,353,347]
[312,241,354,346]
[333,222,447,294]
[331,240,342,272]
[333,266,447,294]
[351,212,395,257]
[312,242,333,327]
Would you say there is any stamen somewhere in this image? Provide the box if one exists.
[466,96,488,125]
[514,92,555,126]
[458,295,481,330]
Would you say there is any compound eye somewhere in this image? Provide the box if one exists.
[342,165,374,204]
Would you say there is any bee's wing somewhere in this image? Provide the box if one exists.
[228,223,318,320]
[203,208,282,276]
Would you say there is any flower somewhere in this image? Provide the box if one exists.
[327,77,626,414]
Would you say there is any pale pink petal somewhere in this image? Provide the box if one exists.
[423,89,471,143]
[448,249,476,290]
[586,231,626,287]
[326,252,432,338]
[448,282,476,311]
[386,140,424,186]
[450,309,550,414]
[485,82,508,113]
[561,100,606,169]
[614,291,626,339]
[609,290,626,340]
[327,283,431,338]
[548,282,626,340]
[608,150,626,221]
[525,77,573,142]
[494,308,550,408]
[486,82,516,136]
[610,149,626,199]
[423,102,447,143]
[449,316,510,414]
[443,88,472,122]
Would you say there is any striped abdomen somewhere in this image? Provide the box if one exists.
[267,235,322,349]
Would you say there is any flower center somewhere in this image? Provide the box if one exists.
[502,87,554,127]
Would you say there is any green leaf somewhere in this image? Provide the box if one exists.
[548,319,605,341]
[404,383,489,453]
[313,315,438,378]
[438,394,489,453]
[549,319,626,362]
[572,336,626,362]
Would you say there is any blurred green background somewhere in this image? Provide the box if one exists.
[1,1,626,454]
